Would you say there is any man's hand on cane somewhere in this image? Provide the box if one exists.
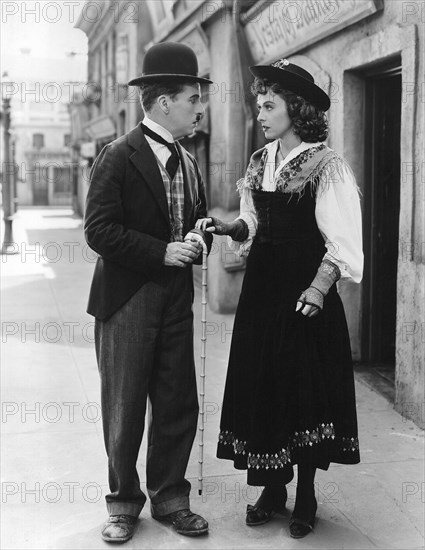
[184,229,206,246]
[163,241,202,268]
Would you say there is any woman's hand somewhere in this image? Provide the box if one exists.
[195,217,217,233]
[195,218,249,241]
[295,290,321,317]
[295,260,340,317]
[195,217,230,235]
[296,299,320,317]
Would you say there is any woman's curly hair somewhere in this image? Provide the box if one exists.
[251,78,328,143]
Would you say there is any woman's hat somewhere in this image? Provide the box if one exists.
[128,42,212,86]
[249,59,330,111]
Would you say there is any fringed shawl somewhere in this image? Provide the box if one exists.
[237,143,358,202]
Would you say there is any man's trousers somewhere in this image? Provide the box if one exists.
[94,267,199,518]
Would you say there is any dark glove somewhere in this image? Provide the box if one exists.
[297,259,341,314]
[195,217,249,242]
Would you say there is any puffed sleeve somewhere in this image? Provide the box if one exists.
[315,159,363,283]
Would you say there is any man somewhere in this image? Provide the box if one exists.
[84,42,213,544]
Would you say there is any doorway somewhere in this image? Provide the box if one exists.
[32,163,48,205]
[362,61,401,375]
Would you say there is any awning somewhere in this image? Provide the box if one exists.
[83,115,116,141]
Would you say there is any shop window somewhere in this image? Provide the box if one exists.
[33,133,44,149]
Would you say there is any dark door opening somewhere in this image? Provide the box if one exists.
[32,163,48,205]
[362,62,401,375]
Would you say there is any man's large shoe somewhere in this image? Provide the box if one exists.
[101,514,137,543]
[152,509,208,536]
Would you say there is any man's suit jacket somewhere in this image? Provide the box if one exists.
[84,122,212,321]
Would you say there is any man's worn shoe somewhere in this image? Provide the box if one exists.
[153,509,208,536]
[246,486,287,526]
[101,514,137,543]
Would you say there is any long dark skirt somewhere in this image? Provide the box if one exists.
[217,230,360,486]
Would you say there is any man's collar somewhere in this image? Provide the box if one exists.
[142,116,174,143]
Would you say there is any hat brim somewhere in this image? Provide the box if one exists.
[249,65,330,111]
[128,73,213,86]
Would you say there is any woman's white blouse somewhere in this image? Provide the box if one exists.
[231,140,364,283]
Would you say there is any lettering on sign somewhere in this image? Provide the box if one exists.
[243,0,383,63]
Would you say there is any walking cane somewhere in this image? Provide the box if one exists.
[184,232,208,495]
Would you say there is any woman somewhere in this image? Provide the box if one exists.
[196,59,363,539]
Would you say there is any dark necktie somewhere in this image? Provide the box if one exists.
[141,123,180,180]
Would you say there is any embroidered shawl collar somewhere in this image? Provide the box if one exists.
[239,143,340,197]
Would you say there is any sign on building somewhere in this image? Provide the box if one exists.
[243,0,383,64]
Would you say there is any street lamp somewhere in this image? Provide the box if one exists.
[65,51,86,213]
[1,72,18,255]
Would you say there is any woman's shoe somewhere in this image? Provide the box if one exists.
[246,486,287,526]
[289,516,315,538]
[289,494,317,538]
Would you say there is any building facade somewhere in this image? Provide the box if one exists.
[3,54,84,207]
[74,0,156,214]
[241,0,424,428]
[76,0,424,427]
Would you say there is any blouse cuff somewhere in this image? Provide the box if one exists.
[323,251,361,282]
[238,212,257,239]
[227,213,257,257]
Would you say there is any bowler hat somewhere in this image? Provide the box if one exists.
[128,42,212,86]
[250,58,330,111]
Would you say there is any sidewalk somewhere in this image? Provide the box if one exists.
[1,208,424,550]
